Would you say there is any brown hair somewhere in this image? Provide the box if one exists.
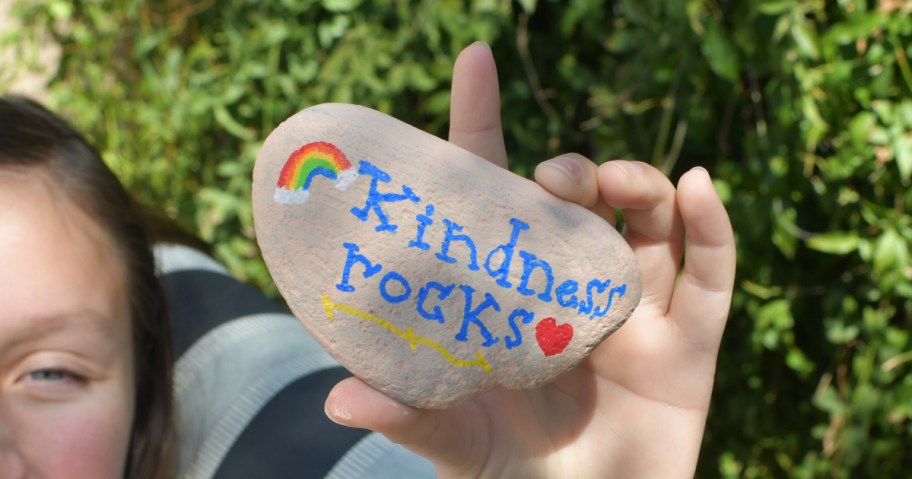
[0,96,175,478]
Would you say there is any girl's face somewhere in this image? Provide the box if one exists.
[0,174,135,478]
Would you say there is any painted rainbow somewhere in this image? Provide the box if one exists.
[273,141,358,204]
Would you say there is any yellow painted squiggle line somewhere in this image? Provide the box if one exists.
[321,295,492,374]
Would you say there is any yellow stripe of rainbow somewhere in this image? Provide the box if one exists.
[276,141,352,190]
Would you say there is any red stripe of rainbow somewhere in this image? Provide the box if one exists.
[276,141,352,190]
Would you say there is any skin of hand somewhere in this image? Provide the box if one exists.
[324,41,736,478]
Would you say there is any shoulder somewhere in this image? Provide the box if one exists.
[155,244,434,479]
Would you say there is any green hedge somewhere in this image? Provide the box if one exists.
[4,0,911,476]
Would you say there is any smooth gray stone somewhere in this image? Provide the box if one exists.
[252,103,641,409]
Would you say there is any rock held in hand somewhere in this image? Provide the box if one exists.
[252,103,641,409]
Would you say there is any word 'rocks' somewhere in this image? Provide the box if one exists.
[252,103,641,409]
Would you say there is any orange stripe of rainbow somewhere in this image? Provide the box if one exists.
[276,141,352,191]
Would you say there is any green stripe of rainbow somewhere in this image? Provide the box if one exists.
[276,141,352,191]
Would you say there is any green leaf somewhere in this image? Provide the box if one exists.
[825,320,860,344]
[712,178,732,204]
[791,20,820,59]
[823,13,885,45]
[772,14,791,43]
[894,133,912,181]
[800,95,828,132]
[813,384,844,415]
[807,231,860,255]
[214,106,254,141]
[517,0,537,14]
[742,280,783,299]
[48,0,73,21]
[701,21,740,82]
[756,0,793,15]
[321,0,362,13]
[755,299,794,350]
[318,15,351,47]
[772,204,799,259]
[848,111,876,145]
[786,348,815,376]
[685,0,704,35]
[408,64,437,91]
[873,229,909,274]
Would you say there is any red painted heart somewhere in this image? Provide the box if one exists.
[535,317,573,357]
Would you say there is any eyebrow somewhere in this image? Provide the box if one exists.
[0,311,116,352]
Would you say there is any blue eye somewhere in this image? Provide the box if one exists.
[28,370,65,381]
[26,369,84,383]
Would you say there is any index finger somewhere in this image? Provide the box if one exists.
[448,42,508,168]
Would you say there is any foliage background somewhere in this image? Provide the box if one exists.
[2,0,911,476]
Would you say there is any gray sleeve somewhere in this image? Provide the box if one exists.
[155,244,435,478]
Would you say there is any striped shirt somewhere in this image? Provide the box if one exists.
[155,244,435,478]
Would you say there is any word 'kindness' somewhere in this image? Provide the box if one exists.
[336,160,628,353]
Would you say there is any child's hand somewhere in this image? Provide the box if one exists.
[324,42,736,478]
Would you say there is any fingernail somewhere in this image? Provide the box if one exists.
[611,160,644,180]
[691,166,710,177]
[541,155,584,184]
[471,40,490,49]
[325,403,352,424]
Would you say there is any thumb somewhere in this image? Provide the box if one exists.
[325,378,484,476]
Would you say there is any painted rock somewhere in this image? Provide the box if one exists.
[252,103,641,409]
